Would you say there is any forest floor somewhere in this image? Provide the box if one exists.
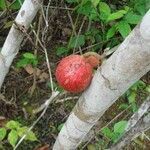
[0,0,150,150]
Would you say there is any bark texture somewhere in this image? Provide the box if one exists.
[0,0,42,88]
[53,10,150,150]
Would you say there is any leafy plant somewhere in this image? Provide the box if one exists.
[101,120,127,143]
[0,0,24,10]
[119,80,149,112]
[0,120,37,148]
[58,0,148,58]
[16,52,38,68]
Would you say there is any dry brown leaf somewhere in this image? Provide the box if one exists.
[36,68,41,77]
[24,64,34,74]
[0,116,7,127]
[38,72,49,82]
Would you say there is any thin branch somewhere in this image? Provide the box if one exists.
[30,24,54,92]
[14,91,59,150]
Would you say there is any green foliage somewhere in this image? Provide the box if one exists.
[0,120,37,148]
[91,0,100,7]
[106,26,116,39]
[99,2,111,21]
[56,0,148,57]
[69,35,85,48]
[117,21,131,38]
[0,0,24,10]
[56,47,69,56]
[0,0,6,10]
[10,0,24,10]
[107,10,127,22]
[124,12,142,24]
[101,120,127,143]
[17,127,37,141]
[16,52,38,68]
[77,1,99,21]
[6,120,21,130]
[8,130,19,148]
[0,128,7,141]
[120,80,149,112]
[57,123,64,131]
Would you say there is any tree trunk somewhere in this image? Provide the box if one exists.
[0,0,42,88]
[53,10,150,150]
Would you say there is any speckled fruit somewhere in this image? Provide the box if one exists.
[55,55,93,93]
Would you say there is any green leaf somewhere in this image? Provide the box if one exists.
[99,2,111,15]
[111,132,120,143]
[8,130,18,147]
[69,35,85,48]
[6,121,20,130]
[16,58,30,68]
[134,3,146,15]
[119,103,129,110]
[125,12,142,24]
[0,128,7,141]
[77,1,93,16]
[77,1,99,21]
[0,0,6,10]
[101,127,113,139]
[56,47,69,56]
[137,80,146,89]
[131,103,138,112]
[57,123,64,131]
[17,127,37,141]
[26,131,37,141]
[106,26,116,39]
[107,10,127,22]
[91,0,100,7]
[145,85,150,93]
[23,53,36,60]
[117,21,131,38]
[10,0,24,10]
[32,59,38,67]
[127,91,136,103]
[99,2,111,21]
[114,121,127,134]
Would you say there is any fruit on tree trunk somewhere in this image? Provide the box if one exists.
[55,53,100,93]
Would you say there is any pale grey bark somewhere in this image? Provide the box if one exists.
[53,10,150,150]
[0,0,42,88]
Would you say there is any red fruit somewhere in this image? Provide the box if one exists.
[55,55,93,93]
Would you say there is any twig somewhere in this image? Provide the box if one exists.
[65,4,83,54]
[30,24,54,92]
[14,91,59,150]
[55,96,79,103]
[33,91,69,114]
[73,16,86,54]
